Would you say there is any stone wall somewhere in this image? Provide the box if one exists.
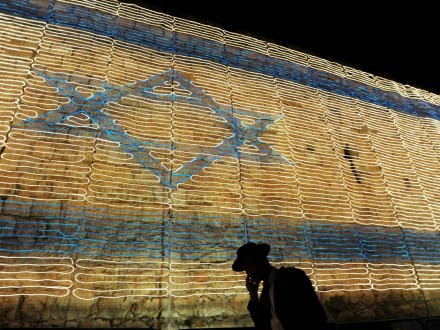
[0,0,439,328]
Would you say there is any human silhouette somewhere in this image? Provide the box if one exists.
[232,242,328,330]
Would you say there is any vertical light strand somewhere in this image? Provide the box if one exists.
[314,89,396,227]
[169,16,249,328]
[270,46,354,225]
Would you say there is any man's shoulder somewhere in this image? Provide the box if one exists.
[275,266,316,293]
[277,266,308,279]
[278,266,305,273]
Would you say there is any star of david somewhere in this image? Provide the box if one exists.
[14,69,293,189]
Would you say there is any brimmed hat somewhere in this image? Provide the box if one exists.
[232,242,270,271]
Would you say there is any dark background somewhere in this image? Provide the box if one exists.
[119,1,438,96]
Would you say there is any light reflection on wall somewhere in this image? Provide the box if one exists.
[0,0,440,328]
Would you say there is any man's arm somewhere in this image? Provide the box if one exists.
[246,276,265,329]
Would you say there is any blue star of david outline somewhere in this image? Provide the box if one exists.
[14,69,294,189]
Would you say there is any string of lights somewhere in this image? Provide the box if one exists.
[0,1,439,327]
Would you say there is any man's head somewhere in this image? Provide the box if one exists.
[232,243,271,282]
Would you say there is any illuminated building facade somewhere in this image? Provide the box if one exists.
[0,0,439,328]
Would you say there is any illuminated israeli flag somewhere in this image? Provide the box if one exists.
[0,0,439,327]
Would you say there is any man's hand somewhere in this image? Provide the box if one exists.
[246,276,259,303]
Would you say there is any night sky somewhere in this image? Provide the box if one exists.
[119,1,439,96]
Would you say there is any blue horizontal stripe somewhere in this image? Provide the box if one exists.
[0,0,438,121]
[1,201,439,263]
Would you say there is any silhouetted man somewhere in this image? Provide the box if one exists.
[232,242,328,330]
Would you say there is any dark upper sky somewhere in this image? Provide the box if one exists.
[119,1,439,96]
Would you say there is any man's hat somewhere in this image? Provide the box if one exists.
[232,242,270,272]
